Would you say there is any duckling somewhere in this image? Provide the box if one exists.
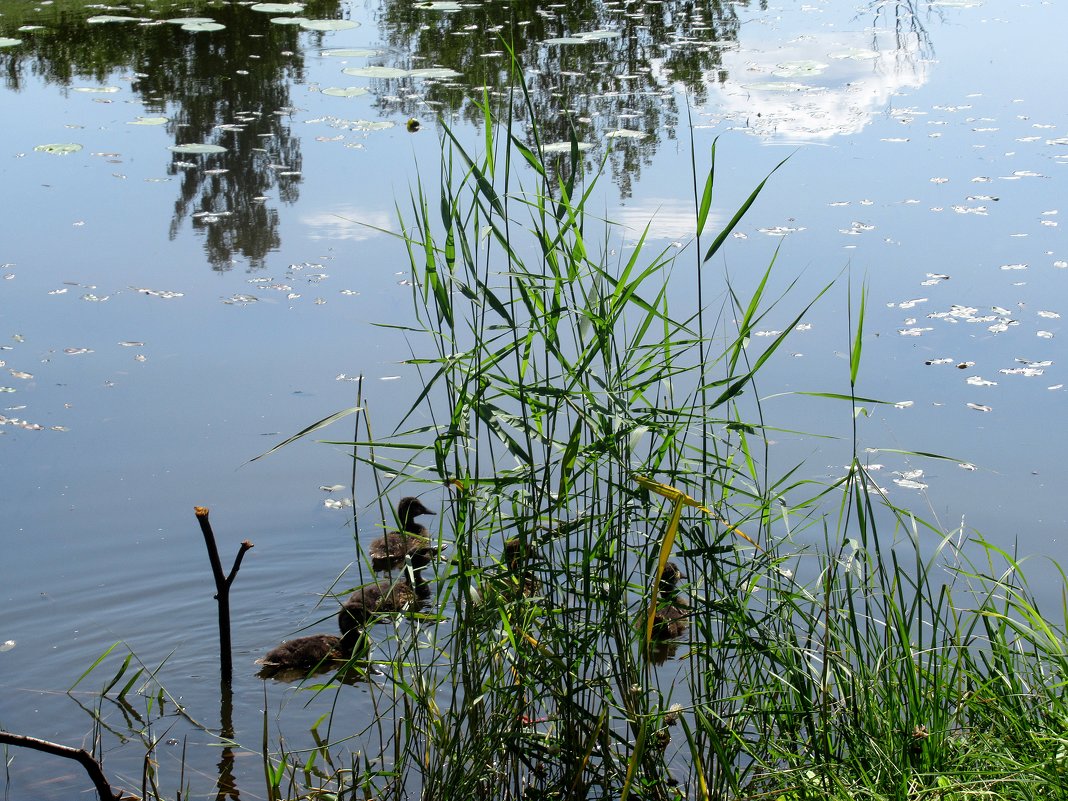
[651,562,689,640]
[338,546,436,642]
[259,633,345,671]
[503,537,540,597]
[368,496,436,570]
[652,604,688,639]
[659,561,685,596]
[258,628,370,679]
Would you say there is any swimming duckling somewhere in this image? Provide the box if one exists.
[258,627,371,680]
[651,562,689,640]
[260,633,345,671]
[368,496,436,570]
[503,537,540,597]
[652,604,688,639]
[338,545,436,643]
[659,561,684,595]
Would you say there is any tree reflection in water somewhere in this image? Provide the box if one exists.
[0,0,342,271]
[0,0,757,261]
[374,0,761,196]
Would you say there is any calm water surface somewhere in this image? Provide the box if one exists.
[2,0,1066,796]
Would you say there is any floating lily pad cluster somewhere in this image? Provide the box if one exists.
[34,143,83,155]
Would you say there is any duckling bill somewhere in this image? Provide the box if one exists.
[369,496,436,570]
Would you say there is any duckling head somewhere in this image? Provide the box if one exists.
[658,562,685,594]
[397,496,435,530]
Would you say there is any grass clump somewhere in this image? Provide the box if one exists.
[270,82,1068,801]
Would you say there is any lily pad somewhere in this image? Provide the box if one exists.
[771,60,829,78]
[338,65,459,80]
[0,38,22,48]
[182,21,226,32]
[359,120,395,131]
[250,2,306,12]
[127,116,169,125]
[542,141,593,153]
[270,16,308,25]
[342,66,410,78]
[299,19,360,31]
[409,67,461,78]
[18,25,46,31]
[416,1,463,10]
[166,17,215,25]
[72,86,121,93]
[544,29,621,45]
[321,48,382,57]
[828,47,879,61]
[576,29,621,40]
[605,129,647,139]
[86,15,146,23]
[321,86,370,97]
[743,81,815,92]
[169,143,228,154]
[35,143,83,155]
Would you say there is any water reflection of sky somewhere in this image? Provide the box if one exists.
[614,0,1068,566]
[713,27,929,140]
[681,1,928,140]
[301,205,394,239]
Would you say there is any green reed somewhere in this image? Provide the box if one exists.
[296,88,1068,800]
[64,67,1068,801]
[258,71,1068,799]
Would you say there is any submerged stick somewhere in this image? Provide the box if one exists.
[194,506,254,683]
[0,731,126,800]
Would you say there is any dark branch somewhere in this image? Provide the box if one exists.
[193,506,253,683]
[224,540,254,589]
[0,731,127,800]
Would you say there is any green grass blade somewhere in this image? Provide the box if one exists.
[850,282,867,387]
[695,139,717,238]
[703,155,789,264]
[68,641,121,691]
[248,407,360,463]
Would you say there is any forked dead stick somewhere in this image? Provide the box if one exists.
[194,506,253,683]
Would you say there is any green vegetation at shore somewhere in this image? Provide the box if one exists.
[67,85,1068,801]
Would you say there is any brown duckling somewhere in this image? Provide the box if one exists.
[260,633,345,671]
[258,628,371,680]
[651,561,689,640]
[652,604,688,640]
[338,546,436,643]
[368,496,436,570]
[503,536,540,597]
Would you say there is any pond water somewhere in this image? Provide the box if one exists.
[2,0,1066,797]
